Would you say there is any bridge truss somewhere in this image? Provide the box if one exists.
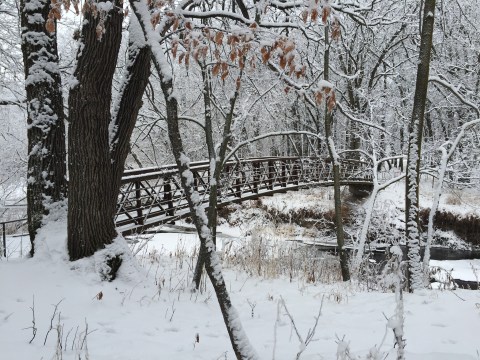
[116,157,374,235]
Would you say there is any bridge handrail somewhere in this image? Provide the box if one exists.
[1,218,27,257]
[121,156,372,183]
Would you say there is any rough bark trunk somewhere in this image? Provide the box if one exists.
[405,0,436,291]
[67,3,150,278]
[109,14,151,199]
[20,0,67,256]
[68,1,124,262]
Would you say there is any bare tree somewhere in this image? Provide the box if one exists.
[405,0,436,291]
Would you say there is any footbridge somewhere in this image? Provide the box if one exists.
[116,156,374,235]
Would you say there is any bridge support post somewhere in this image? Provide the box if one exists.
[164,178,175,222]
[235,164,242,198]
[293,160,299,185]
[193,171,199,192]
[281,161,287,187]
[2,222,6,258]
[268,160,275,190]
[253,161,260,194]
[135,181,144,226]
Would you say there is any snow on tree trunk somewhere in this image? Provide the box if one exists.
[161,77,258,360]
[405,0,436,292]
[67,2,150,279]
[109,14,151,200]
[128,3,258,356]
[20,0,67,256]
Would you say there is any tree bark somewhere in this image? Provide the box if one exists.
[405,0,436,291]
[20,0,67,256]
[68,3,151,276]
[109,14,152,200]
[68,1,124,261]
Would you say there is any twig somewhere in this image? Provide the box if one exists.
[448,289,466,302]
[44,299,64,345]
[246,299,257,318]
[71,325,79,351]
[278,295,324,360]
[23,295,37,344]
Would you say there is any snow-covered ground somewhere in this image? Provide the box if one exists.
[1,217,480,360]
[1,181,479,359]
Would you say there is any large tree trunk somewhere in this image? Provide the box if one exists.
[405,0,436,291]
[67,3,151,275]
[68,1,124,261]
[20,0,67,256]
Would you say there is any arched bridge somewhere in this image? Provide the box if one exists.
[116,156,374,235]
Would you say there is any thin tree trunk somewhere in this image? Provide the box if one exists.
[423,119,480,275]
[193,62,216,289]
[20,0,67,256]
[324,26,350,281]
[160,75,257,360]
[128,4,258,356]
[405,0,436,291]
[193,62,241,289]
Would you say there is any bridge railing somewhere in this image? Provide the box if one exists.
[1,218,28,258]
[115,156,373,235]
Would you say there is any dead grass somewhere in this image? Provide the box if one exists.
[223,229,343,284]
[445,194,462,206]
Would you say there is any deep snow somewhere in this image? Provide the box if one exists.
[1,182,480,359]
[1,217,479,360]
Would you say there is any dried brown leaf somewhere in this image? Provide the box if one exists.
[45,18,55,33]
[212,62,221,76]
[327,92,336,112]
[221,70,228,81]
[315,91,323,105]
[301,10,308,23]
[214,31,224,45]
[172,42,178,59]
[322,6,331,24]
